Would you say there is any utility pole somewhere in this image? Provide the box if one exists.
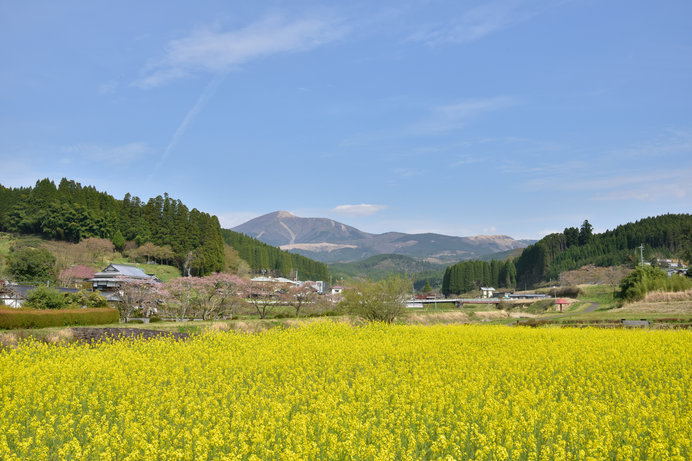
[639,244,645,267]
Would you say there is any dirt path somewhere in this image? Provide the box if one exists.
[516,302,601,324]
[582,302,600,313]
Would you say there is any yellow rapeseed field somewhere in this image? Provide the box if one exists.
[1,323,690,460]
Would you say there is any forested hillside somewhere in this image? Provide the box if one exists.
[514,214,692,288]
[328,254,445,290]
[0,178,224,275]
[221,229,329,282]
[441,259,517,296]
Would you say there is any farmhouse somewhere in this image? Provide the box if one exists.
[0,282,79,308]
[88,264,159,299]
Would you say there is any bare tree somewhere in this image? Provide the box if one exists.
[286,284,318,318]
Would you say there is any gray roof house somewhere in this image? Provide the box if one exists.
[88,264,159,291]
[0,282,79,308]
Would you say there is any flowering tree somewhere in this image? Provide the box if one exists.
[58,264,96,287]
[118,279,160,322]
[162,273,247,321]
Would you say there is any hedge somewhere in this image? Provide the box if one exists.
[0,308,120,330]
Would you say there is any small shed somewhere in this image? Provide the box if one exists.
[480,287,496,299]
[554,298,569,312]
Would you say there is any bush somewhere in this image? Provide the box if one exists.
[616,266,692,303]
[6,247,56,283]
[64,290,108,308]
[556,286,581,298]
[0,308,120,329]
[148,316,163,323]
[339,276,412,324]
[24,286,66,309]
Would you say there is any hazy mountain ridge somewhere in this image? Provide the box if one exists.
[232,211,532,264]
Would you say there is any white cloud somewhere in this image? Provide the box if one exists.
[332,204,387,216]
[134,14,345,88]
[61,142,150,164]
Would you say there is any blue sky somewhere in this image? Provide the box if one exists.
[1,0,690,239]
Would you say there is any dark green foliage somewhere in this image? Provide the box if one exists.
[112,230,125,252]
[221,229,329,281]
[6,247,56,283]
[578,220,593,246]
[0,308,120,329]
[23,287,106,310]
[0,179,225,276]
[616,265,692,303]
[515,214,692,288]
[441,259,516,296]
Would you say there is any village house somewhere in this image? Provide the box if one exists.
[87,264,159,301]
[0,281,79,308]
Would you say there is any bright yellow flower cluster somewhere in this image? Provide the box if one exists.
[1,324,690,460]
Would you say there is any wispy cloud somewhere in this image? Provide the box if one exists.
[60,142,150,164]
[411,96,519,134]
[527,168,692,202]
[610,128,692,159]
[410,0,565,46]
[150,75,224,177]
[332,204,387,216]
[98,80,119,95]
[451,154,484,168]
[134,14,345,89]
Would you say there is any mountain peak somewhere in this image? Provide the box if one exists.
[232,212,530,264]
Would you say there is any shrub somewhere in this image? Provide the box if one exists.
[0,308,120,329]
[149,316,163,323]
[6,247,56,283]
[555,286,581,298]
[64,290,108,308]
[24,286,66,310]
[339,276,412,324]
[616,266,692,303]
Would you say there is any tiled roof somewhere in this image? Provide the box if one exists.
[93,264,153,279]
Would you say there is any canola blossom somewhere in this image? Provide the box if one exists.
[0,323,691,460]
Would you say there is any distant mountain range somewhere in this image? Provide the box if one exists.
[232,211,533,264]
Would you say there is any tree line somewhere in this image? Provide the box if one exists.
[221,229,329,282]
[0,178,330,281]
[441,259,516,296]
[513,214,692,288]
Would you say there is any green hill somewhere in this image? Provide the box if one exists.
[221,229,329,281]
[328,254,446,290]
[514,214,692,288]
[0,178,328,281]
